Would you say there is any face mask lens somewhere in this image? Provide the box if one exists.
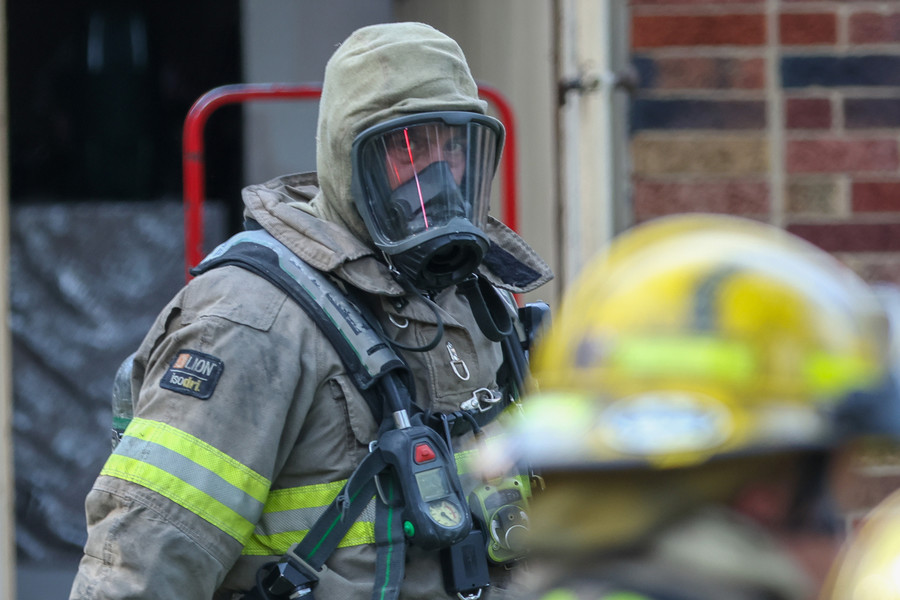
[382,125,468,193]
[354,115,501,247]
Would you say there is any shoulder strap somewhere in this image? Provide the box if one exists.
[192,229,411,421]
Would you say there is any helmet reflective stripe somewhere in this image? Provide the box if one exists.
[607,335,755,382]
[242,448,480,556]
[593,335,879,396]
[101,418,270,544]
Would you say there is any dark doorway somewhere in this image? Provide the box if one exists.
[8,3,243,597]
[8,0,243,205]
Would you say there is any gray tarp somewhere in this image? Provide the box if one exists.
[10,199,226,560]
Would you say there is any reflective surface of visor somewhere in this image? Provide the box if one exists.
[351,112,504,250]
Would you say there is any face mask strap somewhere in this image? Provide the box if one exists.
[456,275,513,343]
[380,253,446,353]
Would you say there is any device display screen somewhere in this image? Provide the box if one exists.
[416,467,451,502]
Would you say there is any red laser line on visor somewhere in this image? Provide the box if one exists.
[404,128,429,229]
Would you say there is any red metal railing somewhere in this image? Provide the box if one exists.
[182,82,518,279]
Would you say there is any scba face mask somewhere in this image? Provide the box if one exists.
[351,111,505,291]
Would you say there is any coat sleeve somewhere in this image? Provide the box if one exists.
[70,267,320,600]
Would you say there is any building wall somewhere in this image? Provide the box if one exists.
[630,0,900,286]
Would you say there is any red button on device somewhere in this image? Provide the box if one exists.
[414,443,436,464]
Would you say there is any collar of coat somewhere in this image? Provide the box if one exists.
[240,172,553,297]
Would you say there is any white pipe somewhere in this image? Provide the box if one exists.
[556,0,626,289]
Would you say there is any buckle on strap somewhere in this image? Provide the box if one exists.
[256,550,320,599]
[460,388,502,413]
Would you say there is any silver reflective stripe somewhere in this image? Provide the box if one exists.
[115,434,265,524]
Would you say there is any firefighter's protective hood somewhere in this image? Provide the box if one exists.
[242,23,552,296]
[303,22,488,247]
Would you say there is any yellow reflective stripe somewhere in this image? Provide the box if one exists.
[805,352,879,397]
[244,480,377,556]
[616,336,880,398]
[103,454,256,542]
[242,521,376,556]
[616,336,755,382]
[100,418,271,544]
[262,479,347,513]
[259,449,475,515]
[125,418,269,502]
[242,448,476,556]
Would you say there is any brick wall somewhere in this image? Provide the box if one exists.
[630,0,900,286]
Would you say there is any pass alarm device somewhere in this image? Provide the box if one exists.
[377,423,473,551]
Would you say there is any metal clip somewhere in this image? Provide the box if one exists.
[388,313,409,329]
[460,388,502,413]
[458,589,483,600]
[446,342,470,381]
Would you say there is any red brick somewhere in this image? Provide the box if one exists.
[633,136,769,176]
[787,179,841,215]
[633,179,769,219]
[785,98,831,129]
[632,14,766,48]
[787,222,900,252]
[786,139,899,174]
[850,12,900,44]
[845,98,900,129]
[853,181,900,212]
[780,13,837,45]
[652,57,765,89]
[732,58,766,89]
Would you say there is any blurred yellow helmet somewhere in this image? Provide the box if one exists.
[488,214,900,474]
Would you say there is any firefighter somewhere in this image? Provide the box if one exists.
[69,22,551,600]
[477,214,900,600]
